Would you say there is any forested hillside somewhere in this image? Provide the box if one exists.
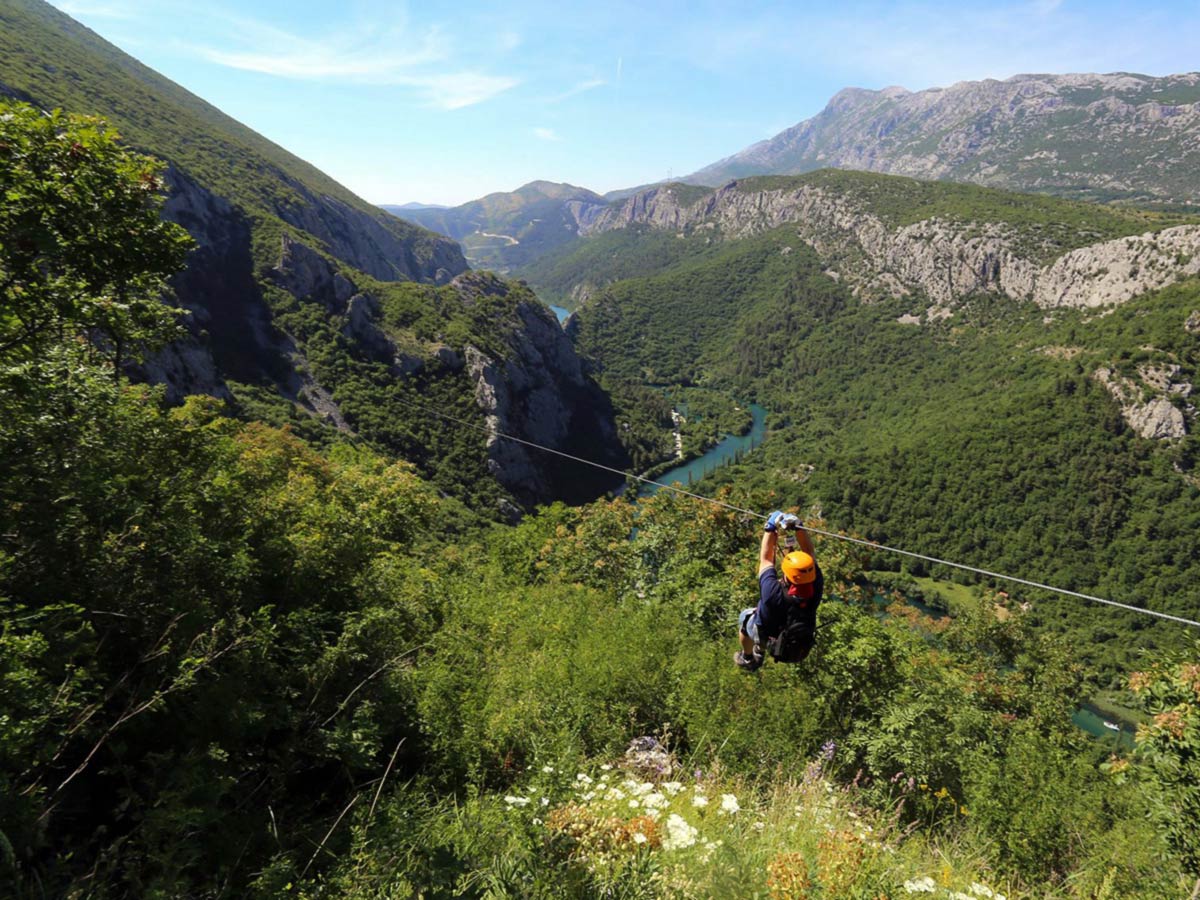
[0,1,628,513]
[556,175,1200,676]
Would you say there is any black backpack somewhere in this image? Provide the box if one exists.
[765,611,817,663]
[765,569,823,663]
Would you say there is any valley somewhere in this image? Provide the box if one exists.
[2,1,1199,896]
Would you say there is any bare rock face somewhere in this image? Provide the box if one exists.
[1094,366,1189,439]
[136,166,275,402]
[272,235,355,311]
[1186,311,1200,334]
[273,174,466,285]
[457,275,627,507]
[342,293,392,362]
[585,180,1200,315]
[1035,227,1200,308]
[686,72,1200,204]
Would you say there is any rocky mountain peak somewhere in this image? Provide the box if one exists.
[685,71,1200,204]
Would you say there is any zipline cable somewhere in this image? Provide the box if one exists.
[391,393,1200,629]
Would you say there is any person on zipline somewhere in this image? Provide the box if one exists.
[735,510,824,672]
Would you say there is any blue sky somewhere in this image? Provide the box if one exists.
[49,0,1200,206]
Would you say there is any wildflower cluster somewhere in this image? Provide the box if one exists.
[902,877,1006,899]
[501,747,1013,898]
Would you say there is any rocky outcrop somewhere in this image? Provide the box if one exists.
[1035,229,1200,308]
[584,180,1200,315]
[456,273,627,509]
[278,179,465,284]
[1094,366,1192,439]
[686,72,1200,203]
[134,167,280,403]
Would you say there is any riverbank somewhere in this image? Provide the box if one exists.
[619,403,768,497]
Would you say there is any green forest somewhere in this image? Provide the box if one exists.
[3,102,1200,900]
[560,207,1200,681]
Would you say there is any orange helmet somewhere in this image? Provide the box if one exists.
[781,551,816,585]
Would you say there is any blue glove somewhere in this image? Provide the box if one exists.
[765,511,786,532]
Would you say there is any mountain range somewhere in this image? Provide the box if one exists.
[684,72,1200,206]
[386,70,1200,300]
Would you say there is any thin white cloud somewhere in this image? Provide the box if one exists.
[544,78,606,104]
[411,72,521,110]
[188,12,516,109]
[533,126,562,142]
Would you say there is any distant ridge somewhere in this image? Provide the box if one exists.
[382,202,450,212]
[686,72,1200,205]
[393,180,609,271]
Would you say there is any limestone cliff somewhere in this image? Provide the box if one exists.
[454,273,628,509]
[581,179,1200,318]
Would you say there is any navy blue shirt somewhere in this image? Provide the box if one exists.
[757,564,824,641]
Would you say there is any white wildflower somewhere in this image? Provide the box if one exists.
[532,817,542,825]
[720,794,741,815]
[633,832,648,844]
[970,886,994,899]
[902,876,937,893]
[662,813,698,850]
[576,773,593,785]
[541,797,550,806]
[692,794,709,808]
[542,766,555,774]
[629,799,640,809]
[950,893,974,900]
[633,781,654,796]
[753,821,765,831]
[642,792,668,810]
[581,791,595,801]
[662,781,683,796]
[504,795,530,807]
[600,764,613,771]
[609,788,626,801]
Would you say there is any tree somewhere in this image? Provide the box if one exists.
[0,102,193,374]
[1122,647,1200,897]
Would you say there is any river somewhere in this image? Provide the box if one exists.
[625,403,768,497]
[550,304,571,324]
[1072,702,1137,748]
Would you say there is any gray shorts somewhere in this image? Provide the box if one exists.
[739,607,760,645]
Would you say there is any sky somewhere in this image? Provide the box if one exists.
[48,0,1200,206]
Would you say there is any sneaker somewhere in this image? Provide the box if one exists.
[734,650,764,672]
